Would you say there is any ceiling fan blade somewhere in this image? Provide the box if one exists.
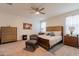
[31,7,37,11]
[40,12,45,14]
[39,8,45,11]
[7,3,13,5]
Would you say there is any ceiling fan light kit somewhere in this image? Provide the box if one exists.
[35,11,40,14]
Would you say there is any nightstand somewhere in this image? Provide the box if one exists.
[64,35,78,47]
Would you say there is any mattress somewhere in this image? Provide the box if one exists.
[38,35,62,48]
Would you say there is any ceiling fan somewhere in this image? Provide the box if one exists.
[31,7,45,15]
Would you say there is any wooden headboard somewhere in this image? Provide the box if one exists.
[46,26,63,36]
[46,26,63,31]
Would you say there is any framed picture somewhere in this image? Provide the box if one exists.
[23,23,32,29]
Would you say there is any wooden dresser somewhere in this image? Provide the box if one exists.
[64,35,78,47]
[0,27,17,44]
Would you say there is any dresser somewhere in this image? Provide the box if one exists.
[0,27,17,44]
[64,35,78,47]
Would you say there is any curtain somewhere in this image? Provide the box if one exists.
[65,15,79,35]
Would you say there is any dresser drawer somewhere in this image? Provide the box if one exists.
[64,36,78,47]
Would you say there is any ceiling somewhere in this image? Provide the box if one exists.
[0,3,79,20]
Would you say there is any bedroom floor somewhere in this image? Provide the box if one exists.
[0,40,79,56]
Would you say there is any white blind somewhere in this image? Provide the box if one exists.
[40,21,46,32]
[65,15,79,35]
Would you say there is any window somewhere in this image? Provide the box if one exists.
[40,21,46,32]
[65,15,79,35]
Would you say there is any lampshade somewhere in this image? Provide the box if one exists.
[69,26,75,32]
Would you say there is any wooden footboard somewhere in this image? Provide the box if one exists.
[38,37,50,50]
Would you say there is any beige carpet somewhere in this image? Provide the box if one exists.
[0,40,79,56]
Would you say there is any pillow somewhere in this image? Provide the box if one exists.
[39,32,45,35]
[46,32,55,36]
[46,33,50,36]
[49,32,55,36]
[53,31,61,36]
[45,32,51,35]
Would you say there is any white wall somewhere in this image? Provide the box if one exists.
[0,12,40,40]
[46,9,79,27]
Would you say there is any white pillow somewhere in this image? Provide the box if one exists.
[53,31,61,36]
[45,32,51,35]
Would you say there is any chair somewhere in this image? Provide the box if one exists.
[25,34,38,51]
[30,34,38,40]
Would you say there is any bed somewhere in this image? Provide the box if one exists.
[38,26,63,50]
